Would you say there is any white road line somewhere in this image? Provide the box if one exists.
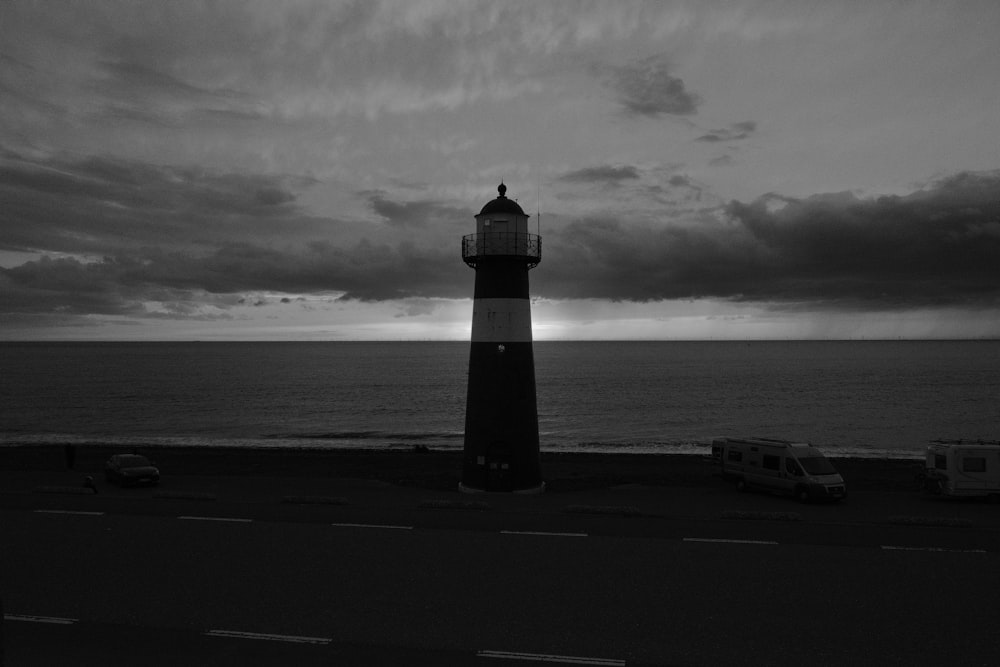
[33,509,104,516]
[177,516,253,523]
[331,522,414,530]
[683,538,779,545]
[500,530,589,538]
[204,629,331,645]
[4,614,78,625]
[881,545,987,553]
[477,649,625,665]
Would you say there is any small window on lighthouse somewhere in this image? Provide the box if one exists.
[497,344,505,353]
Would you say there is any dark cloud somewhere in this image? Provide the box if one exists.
[0,239,470,318]
[0,150,476,322]
[256,187,295,206]
[0,254,211,317]
[94,60,256,119]
[559,165,641,185]
[696,120,757,143]
[98,61,212,98]
[665,174,703,202]
[3,153,998,323]
[0,151,315,258]
[598,55,701,117]
[365,191,468,227]
[538,170,1000,309]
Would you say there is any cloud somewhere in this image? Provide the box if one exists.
[0,150,318,259]
[596,54,701,117]
[2,144,999,323]
[559,165,641,184]
[89,60,261,127]
[538,170,1000,309]
[0,150,476,316]
[0,239,470,319]
[365,191,468,227]
[696,120,757,142]
[664,174,704,202]
[394,299,443,318]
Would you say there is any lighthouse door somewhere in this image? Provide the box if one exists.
[486,442,513,491]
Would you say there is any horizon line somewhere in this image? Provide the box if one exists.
[2,337,998,344]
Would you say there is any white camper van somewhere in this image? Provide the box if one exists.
[921,440,1000,500]
[714,437,847,502]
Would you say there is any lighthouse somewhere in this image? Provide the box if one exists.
[460,183,543,493]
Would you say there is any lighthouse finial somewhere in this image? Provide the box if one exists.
[498,181,507,198]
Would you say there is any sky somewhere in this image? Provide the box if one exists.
[2,1,999,341]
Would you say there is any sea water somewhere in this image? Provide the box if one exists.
[1,341,997,459]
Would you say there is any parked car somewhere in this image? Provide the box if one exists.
[104,454,160,487]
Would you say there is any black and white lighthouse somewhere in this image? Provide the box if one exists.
[460,183,543,493]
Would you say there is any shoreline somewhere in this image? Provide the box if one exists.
[0,443,925,493]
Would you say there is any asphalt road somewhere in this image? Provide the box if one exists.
[3,486,1000,666]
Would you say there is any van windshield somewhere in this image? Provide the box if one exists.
[797,456,836,475]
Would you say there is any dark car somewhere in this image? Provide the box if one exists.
[104,454,160,487]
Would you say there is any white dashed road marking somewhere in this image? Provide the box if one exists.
[500,530,589,538]
[881,545,987,553]
[477,649,625,665]
[4,614,78,625]
[34,510,104,516]
[683,538,779,545]
[204,629,332,645]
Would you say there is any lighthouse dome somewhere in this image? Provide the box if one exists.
[478,183,526,217]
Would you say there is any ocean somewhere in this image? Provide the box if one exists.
[1,341,997,459]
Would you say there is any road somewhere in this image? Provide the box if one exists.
[2,481,1000,665]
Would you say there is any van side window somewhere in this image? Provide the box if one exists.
[762,455,780,471]
[786,458,803,476]
[962,457,987,473]
[934,454,947,470]
[727,450,742,463]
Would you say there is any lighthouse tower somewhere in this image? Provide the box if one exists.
[460,183,543,493]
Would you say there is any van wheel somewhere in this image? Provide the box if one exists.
[796,487,810,503]
[735,479,746,493]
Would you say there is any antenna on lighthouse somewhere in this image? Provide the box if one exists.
[536,178,541,237]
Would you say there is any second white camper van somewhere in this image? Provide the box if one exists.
[921,440,1000,500]
[714,437,847,502]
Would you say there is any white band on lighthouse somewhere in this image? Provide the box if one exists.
[470,298,533,343]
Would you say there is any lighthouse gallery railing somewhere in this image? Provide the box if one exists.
[462,232,541,269]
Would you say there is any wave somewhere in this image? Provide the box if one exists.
[1,432,923,460]
[541,439,923,459]
[269,431,464,442]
